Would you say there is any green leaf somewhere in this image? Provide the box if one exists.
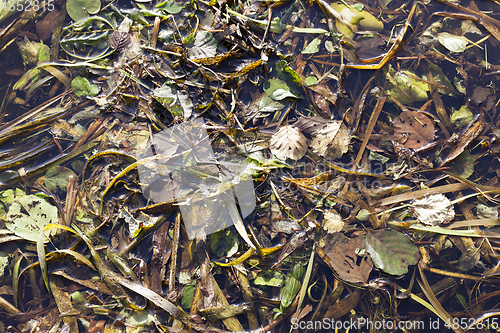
[437,32,469,53]
[276,60,302,90]
[187,31,217,59]
[181,281,196,309]
[210,228,239,258]
[451,105,473,127]
[71,76,99,97]
[5,195,59,243]
[365,229,420,275]
[67,0,101,21]
[156,0,184,14]
[254,271,285,287]
[305,76,318,86]
[449,150,474,179]
[353,3,364,11]
[387,67,428,104]
[301,38,322,54]
[44,166,77,192]
[264,78,299,101]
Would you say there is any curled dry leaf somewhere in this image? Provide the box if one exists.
[409,193,455,226]
[393,110,434,149]
[270,125,308,161]
[311,121,350,159]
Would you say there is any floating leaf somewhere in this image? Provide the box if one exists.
[387,68,429,104]
[409,194,455,226]
[6,195,59,243]
[44,166,77,192]
[393,111,434,149]
[301,38,322,54]
[311,121,350,159]
[437,32,469,53]
[365,229,419,275]
[67,0,101,21]
[270,125,308,161]
[153,85,193,120]
[188,31,217,60]
[71,76,99,97]
[319,233,373,284]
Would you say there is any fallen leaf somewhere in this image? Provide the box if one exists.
[387,68,429,104]
[311,121,350,159]
[318,233,373,284]
[270,125,308,161]
[437,32,469,53]
[322,209,344,233]
[365,229,420,275]
[409,193,455,226]
[393,110,434,149]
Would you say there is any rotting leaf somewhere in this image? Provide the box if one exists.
[311,121,350,159]
[365,230,419,276]
[318,233,373,284]
[270,125,308,161]
[457,247,480,272]
[393,111,434,149]
[6,195,59,243]
[386,67,429,104]
[409,194,455,226]
[449,150,474,179]
[44,166,77,192]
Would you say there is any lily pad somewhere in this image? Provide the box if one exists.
[67,0,101,21]
[5,195,59,243]
[365,229,419,276]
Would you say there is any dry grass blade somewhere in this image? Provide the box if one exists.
[417,263,464,333]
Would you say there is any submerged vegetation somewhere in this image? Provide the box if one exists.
[0,0,500,331]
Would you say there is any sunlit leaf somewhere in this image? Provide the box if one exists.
[6,195,59,243]
[311,121,350,159]
[322,209,344,233]
[188,31,217,59]
[71,76,99,97]
[156,0,184,14]
[254,271,285,287]
[301,38,322,54]
[305,76,317,86]
[451,105,473,127]
[365,229,419,276]
[409,194,455,226]
[153,85,193,120]
[437,32,469,53]
[387,68,429,104]
[270,125,308,161]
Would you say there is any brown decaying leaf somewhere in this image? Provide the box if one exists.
[393,110,434,149]
[109,31,131,52]
[319,233,373,284]
[409,193,455,226]
[270,125,308,160]
[311,121,350,159]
